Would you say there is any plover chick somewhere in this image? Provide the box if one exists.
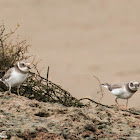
[101,81,139,110]
[0,60,31,95]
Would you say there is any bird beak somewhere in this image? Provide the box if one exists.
[28,66,31,69]
[134,84,139,88]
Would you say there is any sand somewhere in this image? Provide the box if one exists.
[0,92,140,139]
[0,0,140,108]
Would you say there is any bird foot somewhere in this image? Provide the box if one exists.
[4,91,11,95]
[118,106,129,111]
[4,91,18,97]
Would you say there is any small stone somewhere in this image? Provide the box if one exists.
[85,136,97,140]
[84,124,96,132]
[97,124,106,129]
[0,133,7,139]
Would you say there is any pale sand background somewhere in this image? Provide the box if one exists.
[1,0,140,108]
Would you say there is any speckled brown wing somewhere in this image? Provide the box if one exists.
[2,67,14,81]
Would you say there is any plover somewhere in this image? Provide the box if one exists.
[101,81,139,110]
[0,60,31,95]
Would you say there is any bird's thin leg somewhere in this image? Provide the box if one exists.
[17,85,20,96]
[126,99,128,110]
[8,86,11,94]
[4,85,12,95]
[115,98,122,110]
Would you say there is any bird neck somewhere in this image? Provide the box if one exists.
[15,65,28,74]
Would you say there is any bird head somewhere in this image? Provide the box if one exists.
[17,60,31,73]
[128,81,140,91]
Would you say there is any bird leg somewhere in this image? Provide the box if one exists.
[126,99,128,110]
[8,86,11,93]
[115,98,122,110]
[7,86,12,95]
[17,85,20,96]
[4,86,11,95]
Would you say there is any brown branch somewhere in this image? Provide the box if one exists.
[46,66,50,93]
[79,97,112,108]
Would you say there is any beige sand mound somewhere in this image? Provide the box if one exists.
[0,92,140,140]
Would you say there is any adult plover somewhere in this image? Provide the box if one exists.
[0,60,31,95]
[101,81,139,110]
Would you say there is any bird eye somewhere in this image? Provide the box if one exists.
[130,83,133,87]
[22,63,25,67]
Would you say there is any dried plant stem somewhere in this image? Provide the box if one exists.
[93,75,105,102]
[46,66,50,94]
[79,97,112,108]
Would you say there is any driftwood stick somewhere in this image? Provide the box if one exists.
[79,97,112,108]
[122,109,140,115]
[79,98,140,115]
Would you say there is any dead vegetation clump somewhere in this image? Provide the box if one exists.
[0,23,83,107]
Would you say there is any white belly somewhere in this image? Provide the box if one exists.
[4,70,28,87]
[111,86,134,99]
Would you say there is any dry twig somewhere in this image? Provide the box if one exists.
[93,75,105,102]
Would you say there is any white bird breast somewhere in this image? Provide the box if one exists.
[111,86,133,99]
[5,69,28,87]
[111,88,124,96]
